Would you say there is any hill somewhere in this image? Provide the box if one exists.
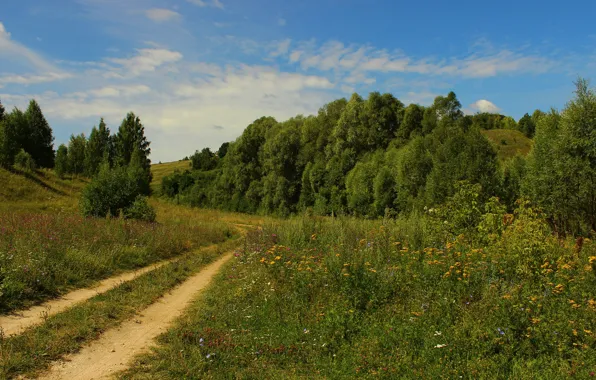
[150,160,191,194]
[481,129,533,161]
[0,168,88,211]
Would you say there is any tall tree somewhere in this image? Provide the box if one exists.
[0,99,5,122]
[67,133,87,175]
[54,144,69,178]
[85,118,111,176]
[0,108,26,168]
[518,113,536,138]
[113,112,151,171]
[24,100,54,168]
[217,142,230,159]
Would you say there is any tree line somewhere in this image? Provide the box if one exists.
[0,99,154,220]
[162,79,594,235]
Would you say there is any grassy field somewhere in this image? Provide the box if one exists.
[150,160,191,194]
[122,209,596,379]
[0,167,236,313]
[481,129,533,161]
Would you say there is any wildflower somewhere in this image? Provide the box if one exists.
[260,257,266,263]
[311,234,317,240]
[434,344,447,349]
[269,261,275,265]
[303,328,309,334]
[368,269,377,273]
[275,256,281,260]
[530,318,540,324]
[199,338,204,347]
[497,328,505,336]
[434,331,442,336]
[589,256,596,265]
[552,284,565,294]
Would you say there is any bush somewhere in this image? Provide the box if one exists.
[81,166,137,218]
[14,149,36,171]
[124,196,156,222]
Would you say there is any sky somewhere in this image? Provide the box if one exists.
[1,0,595,162]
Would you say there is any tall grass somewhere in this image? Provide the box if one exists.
[0,209,232,312]
[123,208,596,379]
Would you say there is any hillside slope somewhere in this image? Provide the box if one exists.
[0,168,87,211]
[150,160,191,194]
[481,129,533,161]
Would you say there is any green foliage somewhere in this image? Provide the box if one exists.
[113,112,151,172]
[217,142,230,159]
[123,195,156,222]
[0,108,26,168]
[518,113,536,138]
[84,118,111,176]
[67,133,87,175]
[14,149,36,172]
[54,144,69,178]
[190,147,217,171]
[24,100,54,168]
[80,164,152,219]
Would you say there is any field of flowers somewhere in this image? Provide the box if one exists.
[123,203,596,379]
[0,209,233,312]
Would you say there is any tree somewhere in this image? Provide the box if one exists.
[67,133,87,175]
[54,144,69,178]
[0,110,21,168]
[113,112,151,170]
[217,142,230,159]
[0,99,5,122]
[191,148,217,171]
[85,118,111,176]
[24,100,54,168]
[112,112,152,194]
[518,113,536,138]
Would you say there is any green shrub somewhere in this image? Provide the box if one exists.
[14,149,36,171]
[124,196,156,222]
[80,166,137,218]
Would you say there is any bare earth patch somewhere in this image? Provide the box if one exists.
[37,252,232,380]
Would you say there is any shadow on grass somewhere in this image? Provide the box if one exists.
[8,167,68,196]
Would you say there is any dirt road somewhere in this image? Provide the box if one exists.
[0,258,178,337]
[38,252,232,380]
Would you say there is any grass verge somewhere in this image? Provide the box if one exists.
[0,209,233,312]
[121,213,596,379]
[0,239,240,379]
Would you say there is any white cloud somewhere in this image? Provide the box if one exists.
[0,22,57,72]
[186,0,224,9]
[145,8,181,23]
[108,48,183,75]
[89,85,151,98]
[470,99,501,113]
[0,72,72,85]
[283,39,557,79]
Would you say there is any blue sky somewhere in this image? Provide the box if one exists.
[1,0,595,162]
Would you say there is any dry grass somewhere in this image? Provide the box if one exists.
[481,129,533,161]
[150,160,191,194]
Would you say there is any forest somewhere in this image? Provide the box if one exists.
[156,79,590,236]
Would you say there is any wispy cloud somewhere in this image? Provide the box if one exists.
[186,0,224,10]
[145,8,181,23]
[107,48,183,75]
[0,22,58,72]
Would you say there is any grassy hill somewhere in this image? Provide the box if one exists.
[0,168,88,211]
[150,160,191,194]
[481,129,533,161]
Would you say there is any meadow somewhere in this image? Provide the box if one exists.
[122,205,596,379]
[0,167,234,313]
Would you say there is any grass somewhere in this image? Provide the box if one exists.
[150,160,191,194]
[482,129,533,161]
[0,239,241,379]
[0,167,87,212]
[121,209,596,379]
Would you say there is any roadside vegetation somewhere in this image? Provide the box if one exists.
[0,240,239,379]
[122,195,596,379]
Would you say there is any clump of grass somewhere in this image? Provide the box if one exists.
[122,210,596,379]
[0,209,233,312]
[0,241,239,379]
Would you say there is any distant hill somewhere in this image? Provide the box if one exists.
[481,129,533,161]
[150,160,191,194]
